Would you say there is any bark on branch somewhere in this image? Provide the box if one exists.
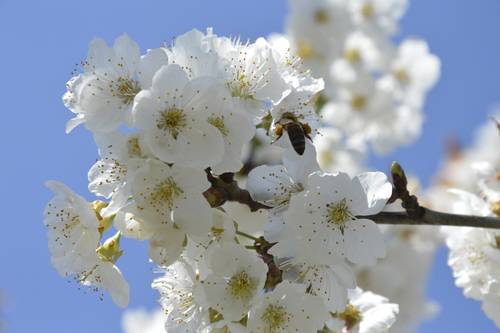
[203,169,270,211]
[377,161,500,228]
[203,164,500,229]
[368,210,500,229]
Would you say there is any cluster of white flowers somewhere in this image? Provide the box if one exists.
[43,1,500,332]
[272,0,440,157]
[45,28,406,332]
[441,147,500,326]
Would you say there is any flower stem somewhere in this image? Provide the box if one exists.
[236,230,260,242]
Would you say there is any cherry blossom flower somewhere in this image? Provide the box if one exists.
[247,281,329,333]
[133,64,226,169]
[64,34,167,133]
[283,171,391,265]
[201,243,267,321]
[44,181,129,307]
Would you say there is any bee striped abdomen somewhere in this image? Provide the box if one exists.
[285,122,306,155]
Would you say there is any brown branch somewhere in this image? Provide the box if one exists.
[367,209,500,229]
[389,162,425,218]
[204,164,500,232]
[253,237,282,290]
[203,169,270,211]
[382,161,500,229]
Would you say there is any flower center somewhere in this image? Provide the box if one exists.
[351,94,367,111]
[208,116,229,136]
[338,304,363,330]
[211,226,226,239]
[261,304,289,332]
[150,177,183,209]
[314,9,330,24]
[344,49,361,64]
[361,3,374,19]
[296,41,316,60]
[228,270,257,302]
[127,136,143,158]
[327,198,354,230]
[230,72,255,100]
[492,201,500,217]
[115,77,140,105]
[157,107,187,139]
[393,68,409,83]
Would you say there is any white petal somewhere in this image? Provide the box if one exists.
[283,140,320,185]
[247,165,294,203]
[138,48,168,88]
[113,34,141,74]
[149,225,185,266]
[150,64,189,97]
[354,172,392,215]
[344,219,386,265]
[99,262,130,308]
[173,196,213,236]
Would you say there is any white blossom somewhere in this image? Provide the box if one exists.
[381,39,441,108]
[282,171,391,265]
[201,243,267,321]
[329,288,399,333]
[348,0,408,36]
[44,181,129,307]
[64,34,167,133]
[88,132,148,216]
[247,281,329,333]
[153,260,210,332]
[133,64,226,169]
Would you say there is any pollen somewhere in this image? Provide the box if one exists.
[149,177,184,210]
[351,94,367,111]
[492,200,500,217]
[230,72,254,100]
[127,136,143,158]
[157,107,187,139]
[314,9,330,24]
[261,304,289,332]
[208,116,229,136]
[344,49,361,64]
[361,2,374,19]
[228,270,257,302]
[296,41,316,60]
[338,304,363,330]
[328,198,354,226]
[393,68,410,83]
[114,77,140,105]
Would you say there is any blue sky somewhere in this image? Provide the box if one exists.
[1,0,499,332]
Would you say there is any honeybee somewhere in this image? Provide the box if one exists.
[273,112,312,155]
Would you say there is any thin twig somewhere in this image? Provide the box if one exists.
[368,209,500,229]
[203,169,270,211]
[203,164,500,230]
[236,230,260,242]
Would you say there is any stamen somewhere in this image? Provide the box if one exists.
[351,94,367,111]
[149,177,184,209]
[261,304,289,331]
[314,9,330,24]
[338,304,363,330]
[114,77,140,105]
[327,198,354,233]
[228,271,257,302]
[208,116,229,136]
[157,107,187,139]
